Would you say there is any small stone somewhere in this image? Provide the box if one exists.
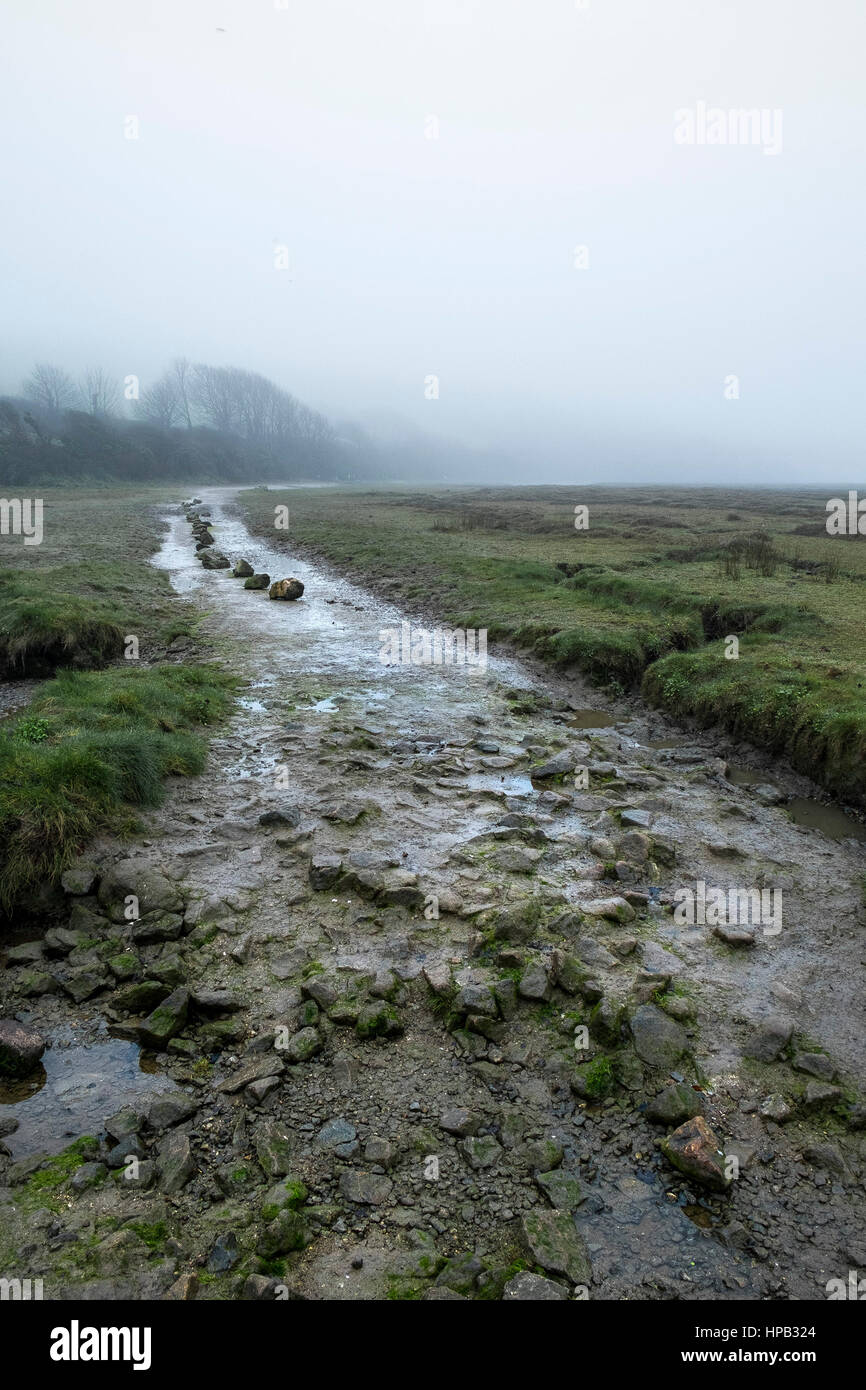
[661,1116,731,1191]
[503,1272,568,1301]
[743,1016,793,1063]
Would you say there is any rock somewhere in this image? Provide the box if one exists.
[232,560,254,578]
[70,1161,107,1192]
[503,1271,568,1301]
[131,912,184,944]
[460,1135,502,1169]
[60,863,98,895]
[520,1210,592,1284]
[200,550,230,569]
[589,836,616,860]
[255,1120,293,1177]
[112,980,169,1014]
[439,1108,479,1137]
[207,1232,240,1272]
[137,988,189,1050]
[620,808,653,828]
[743,1016,793,1063]
[646,1082,704,1126]
[433,1253,484,1294]
[629,1004,688,1069]
[792,1052,836,1081]
[751,783,786,806]
[190,989,242,1015]
[712,922,756,946]
[258,807,302,828]
[269,578,305,601]
[316,1118,357,1150]
[531,750,575,779]
[166,1274,199,1300]
[759,1093,792,1123]
[243,573,270,590]
[550,950,586,995]
[5,941,44,965]
[582,896,636,923]
[338,1170,393,1205]
[97,860,183,923]
[282,1027,322,1062]
[218,1055,284,1093]
[356,1002,402,1039]
[258,1209,310,1257]
[456,982,497,1017]
[518,962,551,1001]
[364,1137,395,1167]
[661,1116,731,1191]
[0,1019,46,1077]
[535,1169,585,1209]
[803,1142,847,1174]
[302,975,339,1009]
[309,855,342,890]
[157,1131,195,1193]
[143,1092,198,1130]
[802,1081,843,1109]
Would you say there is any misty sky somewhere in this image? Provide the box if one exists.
[1,0,864,483]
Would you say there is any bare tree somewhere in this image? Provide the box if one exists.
[135,374,182,429]
[170,357,194,427]
[22,362,77,412]
[80,366,120,417]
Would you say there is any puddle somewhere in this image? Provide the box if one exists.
[786,796,866,843]
[727,766,866,841]
[568,708,615,729]
[0,1029,171,1159]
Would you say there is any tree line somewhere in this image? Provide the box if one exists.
[0,359,378,484]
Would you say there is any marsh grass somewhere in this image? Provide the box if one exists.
[0,663,236,909]
[241,483,866,804]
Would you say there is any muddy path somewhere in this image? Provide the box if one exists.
[1,486,864,1302]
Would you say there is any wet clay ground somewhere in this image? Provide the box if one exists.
[1,488,864,1302]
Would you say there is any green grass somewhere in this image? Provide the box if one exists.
[0,568,127,677]
[239,484,866,806]
[0,663,236,908]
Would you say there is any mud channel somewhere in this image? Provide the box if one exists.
[1,487,863,1301]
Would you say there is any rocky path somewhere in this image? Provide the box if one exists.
[1,488,864,1302]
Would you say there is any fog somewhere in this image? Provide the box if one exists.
[1,0,864,484]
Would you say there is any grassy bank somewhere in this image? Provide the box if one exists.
[0,661,236,910]
[0,487,197,674]
[239,484,866,806]
[0,487,234,910]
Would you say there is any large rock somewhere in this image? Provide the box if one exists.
[200,550,230,570]
[743,1016,793,1063]
[232,559,254,578]
[244,573,270,590]
[269,578,305,601]
[137,988,189,1050]
[157,1130,195,1193]
[661,1115,731,1191]
[97,860,183,923]
[520,1210,592,1284]
[646,1082,704,1126]
[339,1170,393,1206]
[629,1003,688,1069]
[0,1019,46,1077]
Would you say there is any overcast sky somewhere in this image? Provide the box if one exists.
[1,0,864,483]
